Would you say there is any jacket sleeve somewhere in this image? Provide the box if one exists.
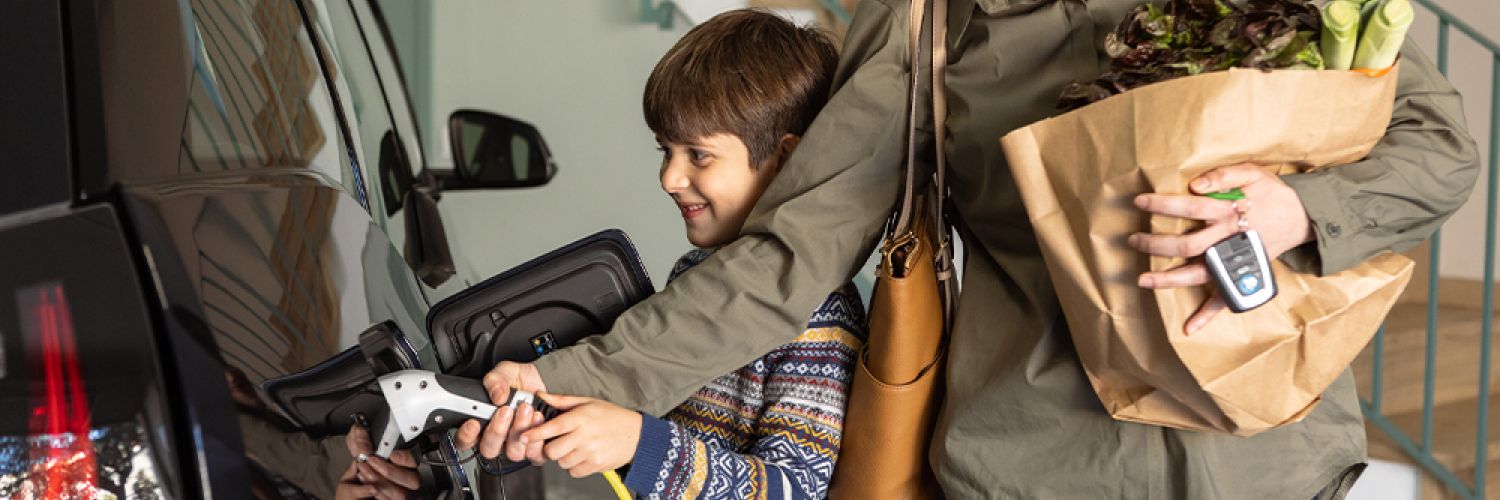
[534,0,910,415]
[1280,38,1481,276]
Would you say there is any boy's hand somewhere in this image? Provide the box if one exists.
[454,361,547,461]
[521,393,642,478]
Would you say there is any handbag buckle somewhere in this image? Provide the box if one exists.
[880,230,923,279]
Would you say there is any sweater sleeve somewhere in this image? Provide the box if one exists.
[1279,38,1480,275]
[623,291,866,500]
[533,0,906,415]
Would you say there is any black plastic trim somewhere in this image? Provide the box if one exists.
[62,0,110,201]
[0,2,73,215]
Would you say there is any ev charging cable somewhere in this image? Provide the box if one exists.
[507,390,632,500]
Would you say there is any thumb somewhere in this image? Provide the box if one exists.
[346,423,372,457]
[1191,163,1263,194]
[1184,290,1228,336]
[537,392,592,411]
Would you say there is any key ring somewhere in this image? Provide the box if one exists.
[1231,199,1252,232]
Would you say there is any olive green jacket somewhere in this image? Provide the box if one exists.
[536,1,1480,498]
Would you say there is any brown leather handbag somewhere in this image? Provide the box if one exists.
[828,0,956,499]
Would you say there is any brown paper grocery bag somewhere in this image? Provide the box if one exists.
[1000,63,1412,436]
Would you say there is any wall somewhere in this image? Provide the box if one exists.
[425,1,695,285]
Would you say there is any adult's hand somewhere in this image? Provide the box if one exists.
[335,462,378,500]
[342,424,421,500]
[453,361,548,463]
[1127,163,1316,334]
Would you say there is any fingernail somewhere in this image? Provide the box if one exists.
[1128,234,1140,247]
[1192,178,1210,190]
[1138,275,1154,288]
[518,435,529,445]
[1186,322,1200,335]
[1134,195,1148,209]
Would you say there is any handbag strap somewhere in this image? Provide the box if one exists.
[894,0,949,243]
[932,0,947,213]
[899,0,958,333]
[894,0,926,235]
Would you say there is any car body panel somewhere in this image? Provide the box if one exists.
[0,0,538,497]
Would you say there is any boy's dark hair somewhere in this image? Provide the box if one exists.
[644,10,838,169]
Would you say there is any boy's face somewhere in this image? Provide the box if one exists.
[658,133,782,248]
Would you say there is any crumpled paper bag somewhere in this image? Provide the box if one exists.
[1000,62,1412,436]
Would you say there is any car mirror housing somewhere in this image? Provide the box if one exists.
[445,110,557,189]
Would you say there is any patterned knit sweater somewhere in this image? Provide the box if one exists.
[622,249,868,500]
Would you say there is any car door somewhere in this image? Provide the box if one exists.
[90,0,461,497]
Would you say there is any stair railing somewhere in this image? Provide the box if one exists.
[1362,2,1499,498]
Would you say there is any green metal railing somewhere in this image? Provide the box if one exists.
[1361,1,1499,499]
[816,0,854,24]
[640,0,677,30]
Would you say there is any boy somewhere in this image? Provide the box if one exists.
[456,9,863,500]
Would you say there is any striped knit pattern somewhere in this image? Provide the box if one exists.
[624,249,867,500]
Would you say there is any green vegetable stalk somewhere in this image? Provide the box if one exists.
[1321,0,1361,70]
[1353,0,1413,69]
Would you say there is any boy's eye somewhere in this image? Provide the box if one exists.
[690,149,710,162]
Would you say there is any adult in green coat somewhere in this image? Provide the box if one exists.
[462,1,1479,498]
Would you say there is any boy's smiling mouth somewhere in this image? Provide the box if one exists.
[677,203,708,218]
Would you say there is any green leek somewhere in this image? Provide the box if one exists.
[1321,0,1362,70]
[1353,0,1414,70]
[1358,0,1382,32]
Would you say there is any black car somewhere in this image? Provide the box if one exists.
[0,1,559,498]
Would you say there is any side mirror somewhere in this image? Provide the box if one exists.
[446,110,557,189]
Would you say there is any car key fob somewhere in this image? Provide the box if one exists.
[1204,229,1276,313]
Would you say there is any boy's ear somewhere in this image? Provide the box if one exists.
[773,133,801,173]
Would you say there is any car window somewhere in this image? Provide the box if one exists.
[97,0,368,208]
[308,0,477,301]
[351,0,426,176]
[308,0,418,227]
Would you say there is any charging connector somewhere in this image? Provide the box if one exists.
[505,389,630,500]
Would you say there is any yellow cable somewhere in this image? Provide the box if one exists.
[602,470,631,500]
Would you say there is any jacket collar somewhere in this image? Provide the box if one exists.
[944,0,1061,52]
[945,0,975,54]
